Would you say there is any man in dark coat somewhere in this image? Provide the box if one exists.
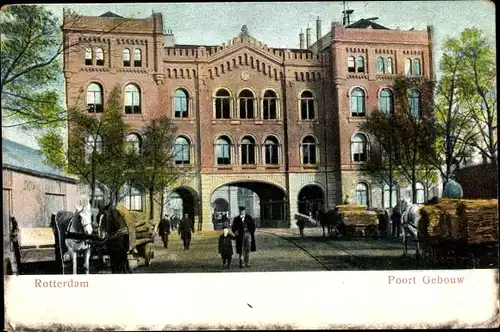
[171,214,179,231]
[391,197,405,238]
[178,213,194,249]
[231,206,256,268]
[158,215,171,248]
[218,225,234,268]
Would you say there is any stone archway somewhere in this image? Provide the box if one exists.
[297,184,325,219]
[165,186,199,230]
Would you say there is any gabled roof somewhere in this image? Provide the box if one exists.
[2,139,78,183]
[347,18,389,30]
[100,11,123,18]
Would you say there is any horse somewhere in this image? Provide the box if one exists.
[321,208,342,239]
[53,198,94,274]
[96,203,131,273]
[400,198,423,259]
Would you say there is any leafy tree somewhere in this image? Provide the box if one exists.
[128,116,190,220]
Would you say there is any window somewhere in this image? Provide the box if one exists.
[95,48,104,66]
[241,136,255,165]
[383,184,397,208]
[215,89,231,119]
[174,89,189,118]
[125,134,141,154]
[120,185,143,211]
[413,58,421,76]
[124,84,141,114]
[87,83,103,113]
[351,133,367,162]
[264,136,279,165]
[301,136,317,165]
[84,134,103,164]
[405,58,412,76]
[134,49,142,67]
[85,48,92,65]
[300,91,315,120]
[379,89,394,115]
[355,183,369,206]
[239,90,254,119]
[351,88,365,117]
[357,56,365,73]
[408,90,420,117]
[376,57,384,73]
[216,136,231,165]
[416,182,425,204]
[347,56,355,73]
[123,49,131,67]
[174,136,190,165]
[386,57,393,74]
[263,90,277,119]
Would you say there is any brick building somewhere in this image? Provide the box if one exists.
[62,11,437,230]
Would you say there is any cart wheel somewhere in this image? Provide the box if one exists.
[144,243,153,267]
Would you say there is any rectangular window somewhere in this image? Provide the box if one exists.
[301,99,314,120]
[263,99,277,119]
[216,99,230,119]
[239,99,254,119]
[174,97,188,118]
[356,190,368,206]
[348,57,355,73]
[265,146,278,164]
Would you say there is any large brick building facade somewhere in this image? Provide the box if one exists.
[62,11,437,229]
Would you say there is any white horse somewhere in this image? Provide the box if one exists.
[400,198,423,259]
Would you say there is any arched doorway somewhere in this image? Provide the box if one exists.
[165,187,199,230]
[211,181,287,229]
[297,184,325,220]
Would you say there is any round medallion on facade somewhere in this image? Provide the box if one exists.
[241,71,250,81]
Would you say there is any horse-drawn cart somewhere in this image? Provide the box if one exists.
[334,205,379,239]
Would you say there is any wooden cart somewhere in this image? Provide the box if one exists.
[334,205,379,239]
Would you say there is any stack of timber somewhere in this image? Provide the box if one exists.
[115,206,155,250]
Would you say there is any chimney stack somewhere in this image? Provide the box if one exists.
[306,27,311,49]
[164,29,175,47]
[316,16,322,51]
[299,30,305,49]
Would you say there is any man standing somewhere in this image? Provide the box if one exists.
[158,215,171,249]
[178,213,194,250]
[391,197,406,238]
[231,206,256,268]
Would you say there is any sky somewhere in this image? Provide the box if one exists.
[2,1,496,148]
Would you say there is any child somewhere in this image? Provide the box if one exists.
[218,225,234,269]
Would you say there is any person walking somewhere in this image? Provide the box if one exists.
[171,214,179,231]
[231,206,256,268]
[391,197,405,238]
[218,225,234,269]
[296,217,305,238]
[158,215,171,249]
[178,213,194,250]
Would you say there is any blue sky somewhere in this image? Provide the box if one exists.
[2,1,496,148]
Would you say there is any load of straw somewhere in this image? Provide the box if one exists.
[340,209,378,226]
[456,199,498,245]
[336,205,367,213]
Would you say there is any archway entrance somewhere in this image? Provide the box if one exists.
[164,187,199,230]
[211,181,287,229]
[297,185,325,220]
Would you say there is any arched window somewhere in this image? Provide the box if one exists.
[241,136,255,165]
[351,88,365,117]
[84,134,103,164]
[386,57,393,74]
[87,83,103,113]
[413,58,421,76]
[376,57,384,73]
[379,89,394,115]
[95,48,104,66]
[263,90,277,119]
[416,182,425,204]
[383,183,397,208]
[405,58,412,76]
[124,84,141,114]
[301,136,317,165]
[125,133,141,154]
[357,56,365,73]
[120,184,143,211]
[264,136,279,165]
[174,89,189,118]
[239,90,254,119]
[215,136,231,165]
[347,56,355,73]
[174,136,190,165]
[408,90,420,117]
[134,49,142,67]
[123,49,131,67]
[300,91,315,120]
[351,133,367,162]
[215,89,231,119]
[85,48,92,65]
[355,182,369,206]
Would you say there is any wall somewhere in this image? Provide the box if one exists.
[455,163,498,199]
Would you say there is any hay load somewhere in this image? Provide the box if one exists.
[115,206,155,248]
[456,199,498,245]
[341,210,378,226]
[336,204,367,213]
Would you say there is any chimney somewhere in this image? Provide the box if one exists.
[316,16,322,51]
[164,29,175,47]
[299,30,305,49]
[306,27,311,49]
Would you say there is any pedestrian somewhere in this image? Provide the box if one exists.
[158,214,171,249]
[218,225,234,269]
[391,197,405,238]
[231,206,256,268]
[171,214,179,231]
[221,211,230,229]
[178,213,194,250]
[296,217,305,238]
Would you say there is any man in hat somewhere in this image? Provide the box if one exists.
[158,214,171,249]
[218,224,234,269]
[231,206,256,268]
[178,213,194,250]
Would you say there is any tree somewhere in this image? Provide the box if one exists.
[128,116,190,220]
